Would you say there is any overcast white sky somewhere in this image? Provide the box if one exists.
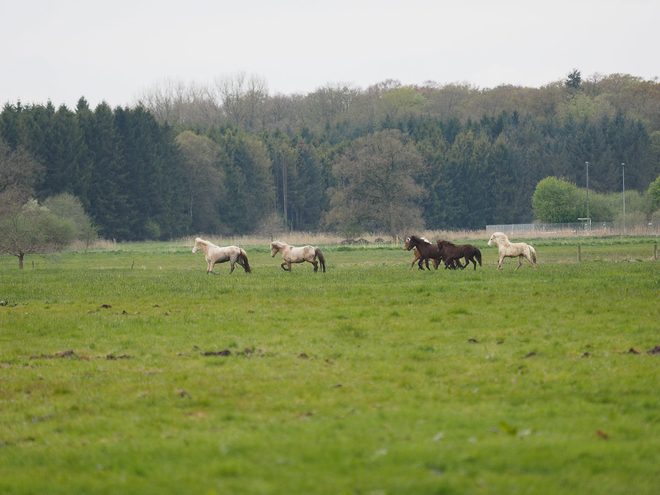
[2,0,658,110]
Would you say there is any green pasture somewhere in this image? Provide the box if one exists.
[1,237,660,494]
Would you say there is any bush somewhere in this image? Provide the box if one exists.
[532,177,580,223]
[43,193,98,248]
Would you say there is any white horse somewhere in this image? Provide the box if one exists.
[270,241,326,273]
[192,237,251,275]
[487,232,537,270]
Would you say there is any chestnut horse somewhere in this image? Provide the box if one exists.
[270,241,326,272]
[436,239,482,270]
[192,237,251,275]
[404,235,462,271]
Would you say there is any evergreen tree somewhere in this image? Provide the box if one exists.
[86,103,131,240]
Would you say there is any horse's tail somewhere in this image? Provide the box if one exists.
[315,247,326,273]
[529,245,537,264]
[240,248,252,273]
[475,247,482,266]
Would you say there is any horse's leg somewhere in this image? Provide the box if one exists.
[229,260,235,274]
[207,260,218,275]
[525,254,537,270]
[312,260,318,272]
[516,255,524,270]
[497,257,503,270]
[280,262,289,271]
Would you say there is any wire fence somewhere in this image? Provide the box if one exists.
[486,222,660,236]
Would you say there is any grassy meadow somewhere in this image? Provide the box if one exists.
[1,235,660,494]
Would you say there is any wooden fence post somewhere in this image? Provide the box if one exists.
[578,244,581,262]
[655,244,658,261]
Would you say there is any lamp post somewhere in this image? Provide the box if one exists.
[585,161,590,227]
[622,163,626,233]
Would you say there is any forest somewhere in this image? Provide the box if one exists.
[1,70,660,241]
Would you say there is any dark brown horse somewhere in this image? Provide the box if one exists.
[404,237,440,270]
[436,239,482,270]
[405,235,462,270]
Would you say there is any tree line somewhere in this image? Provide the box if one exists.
[1,71,660,244]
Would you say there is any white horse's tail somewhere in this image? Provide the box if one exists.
[315,247,326,273]
[529,245,537,264]
[240,248,252,273]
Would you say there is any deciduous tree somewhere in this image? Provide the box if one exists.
[175,131,225,234]
[326,129,425,238]
[0,137,43,200]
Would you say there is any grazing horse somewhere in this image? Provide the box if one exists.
[192,237,251,275]
[487,232,537,270]
[404,237,440,270]
[404,235,462,270]
[270,241,326,273]
[436,239,482,270]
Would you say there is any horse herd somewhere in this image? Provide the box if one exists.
[191,232,537,275]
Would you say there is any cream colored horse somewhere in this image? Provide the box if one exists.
[487,232,537,270]
[192,237,251,275]
[270,241,326,273]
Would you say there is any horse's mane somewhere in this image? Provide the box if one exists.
[195,237,212,246]
[438,239,457,247]
[411,235,432,245]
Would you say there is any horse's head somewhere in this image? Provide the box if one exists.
[406,235,427,251]
[488,232,505,247]
[270,241,281,257]
[405,236,418,250]
[192,237,209,254]
[436,239,447,252]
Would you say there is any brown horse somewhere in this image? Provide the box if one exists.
[436,239,482,270]
[404,237,440,270]
[405,235,462,270]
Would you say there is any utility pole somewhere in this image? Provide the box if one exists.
[585,161,590,227]
[622,163,626,233]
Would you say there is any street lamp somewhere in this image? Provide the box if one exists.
[622,163,626,233]
[585,161,590,226]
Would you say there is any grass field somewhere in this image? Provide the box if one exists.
[1,236,660,494]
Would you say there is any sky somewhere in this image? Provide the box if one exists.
[2,0,658,110]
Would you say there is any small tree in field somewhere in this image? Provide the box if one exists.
[255,211,285,241]
[0,196,76,269]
